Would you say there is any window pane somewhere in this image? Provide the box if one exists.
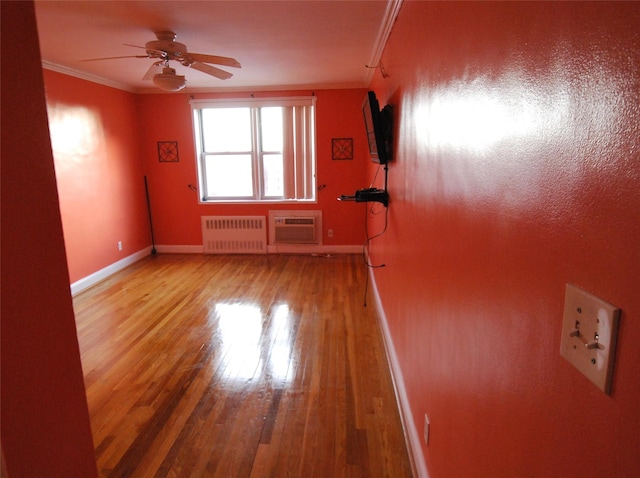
[202,108,251,152]
[205,155,253,197]
[260,107,283,152]
[263,154,284,197]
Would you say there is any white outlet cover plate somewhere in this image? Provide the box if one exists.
[560,284,620,394]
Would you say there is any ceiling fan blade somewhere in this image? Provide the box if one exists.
[189,53,241,68]
[123,43,148,50]
[124,43,167,58]
[142,61,164,80]
[80,55,149,62]
[188,61,233,80]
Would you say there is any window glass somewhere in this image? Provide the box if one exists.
[263,153,284,197]
[202,108,251,152]
[204,154,253,197]
[260,107,283,152]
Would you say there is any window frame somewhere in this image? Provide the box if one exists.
[191,97,317,204]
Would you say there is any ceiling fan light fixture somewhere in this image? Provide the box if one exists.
[152,67,186,91]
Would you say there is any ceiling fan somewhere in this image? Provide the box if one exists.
[81,31,241,91]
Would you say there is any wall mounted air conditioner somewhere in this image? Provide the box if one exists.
[268,210,322,245]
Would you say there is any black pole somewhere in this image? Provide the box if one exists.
[144,176,157,255]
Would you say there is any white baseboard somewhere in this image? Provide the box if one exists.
[267,244,361,254]
[70,247,152,296]
[368,270,429,478]
[157,244,363,255]
[155,244,204,254]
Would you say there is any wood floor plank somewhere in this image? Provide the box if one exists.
[73,254,413,477]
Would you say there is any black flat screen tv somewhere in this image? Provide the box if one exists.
[362,91,392,164]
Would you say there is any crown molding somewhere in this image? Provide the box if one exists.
[364,0,403,86]
[41,60,136,93]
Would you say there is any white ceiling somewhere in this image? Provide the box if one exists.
[34,0,401,93]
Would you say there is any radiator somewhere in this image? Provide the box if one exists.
[201,216,267,254]
[268,210,322,245]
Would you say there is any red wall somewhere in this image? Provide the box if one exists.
[43,70,150,283]
[136,89,370,247]
[368,2,640,476]
[43,79,372,283]
[1,2,98,475]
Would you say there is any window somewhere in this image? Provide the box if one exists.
[192,97,316,203]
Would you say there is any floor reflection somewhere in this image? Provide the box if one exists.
[213,302,294,385]
[268,304,296,384]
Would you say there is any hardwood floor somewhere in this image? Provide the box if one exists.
[73,253,413,477]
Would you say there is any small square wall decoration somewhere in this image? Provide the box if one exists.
[332,138,353,160]
[158,141,179,162]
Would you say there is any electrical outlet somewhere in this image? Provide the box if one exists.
[423,413,430,446]
[560,284,620,394]
[117,241,123,251]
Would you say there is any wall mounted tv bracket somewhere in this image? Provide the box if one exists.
[338,161,389,207]
[339,188,388,206]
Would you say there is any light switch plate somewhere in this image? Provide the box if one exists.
[560,284,620,394]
